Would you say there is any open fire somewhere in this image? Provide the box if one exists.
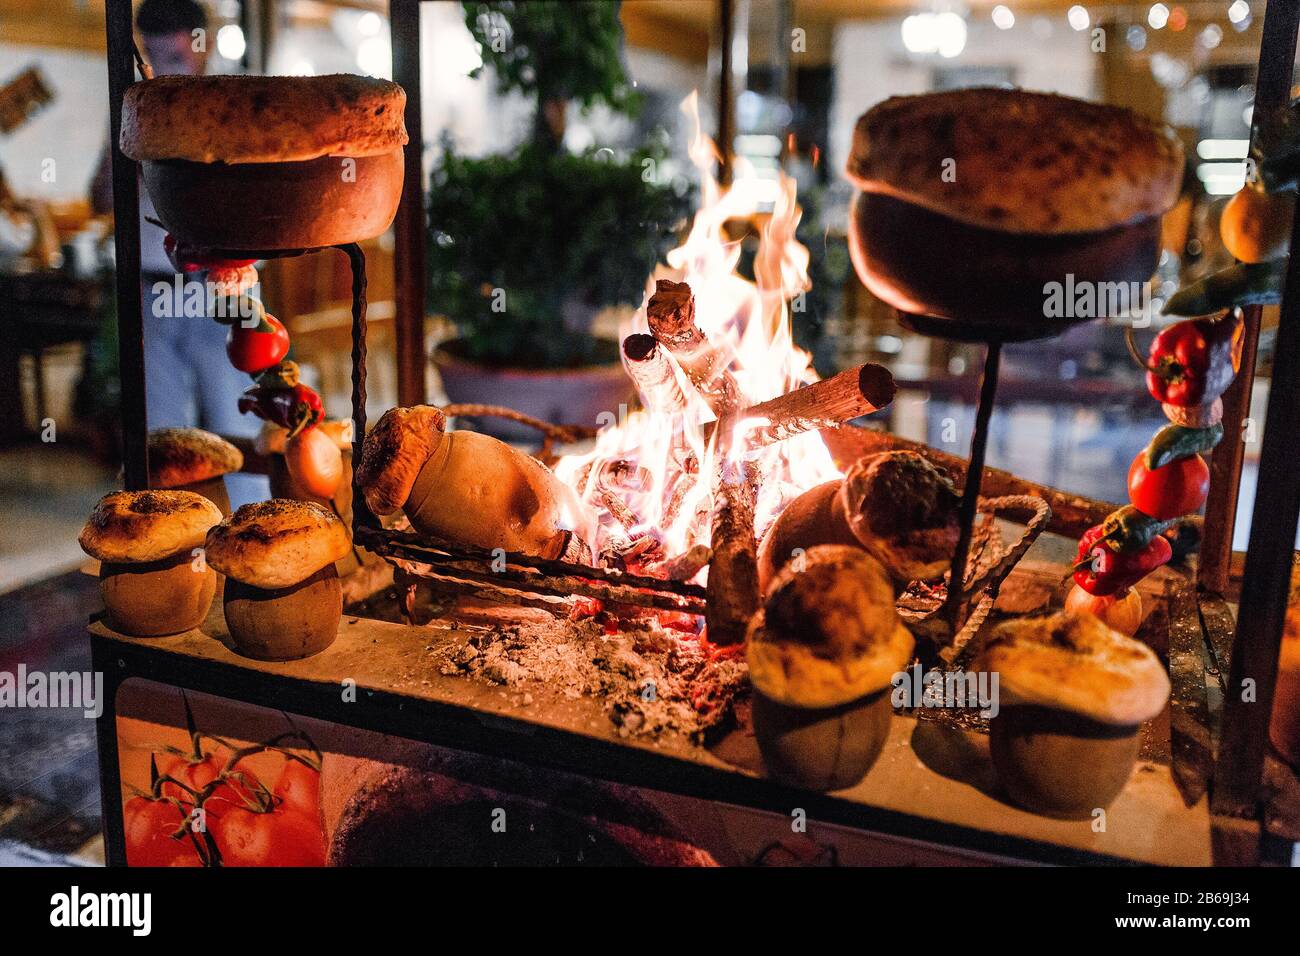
[556,94,860,584]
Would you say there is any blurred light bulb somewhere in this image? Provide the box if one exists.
[992,5,1015,29]
[1067,5,1090,30]
[216,24,245,61]
[935,12,967,57]
[1148,3,1169,28]
[356,36,391,77]
[357,11,382,36]
[1200,23,1223,47]
[1228,0,1250,23]
[1127,25,1148,50]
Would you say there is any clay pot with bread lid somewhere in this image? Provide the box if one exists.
[148,427,244,515]
[204,500,351,661]
[844,88,1184,340]
[357,405,594,560]
[747,545,915,791]
[79,490,222,636]
[258,419,359,576]
[121,74,407,251]
[975,611,1171,818]
[757,450,960,592]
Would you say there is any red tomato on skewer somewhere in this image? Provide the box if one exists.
[1127,451,1210,520]
[226,313,290,374]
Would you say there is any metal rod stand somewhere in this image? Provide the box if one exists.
[943,340,1003,631]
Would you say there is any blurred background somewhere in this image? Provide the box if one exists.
[0,0,1286,864]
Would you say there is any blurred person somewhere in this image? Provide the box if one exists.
[0,166,60,270]
[91,0,267,507]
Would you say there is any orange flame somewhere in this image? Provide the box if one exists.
[554,92,839,576]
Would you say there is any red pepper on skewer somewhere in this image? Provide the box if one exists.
[237,362,323,437]
[1145,313,1245,407]
[1072,507,1173,597]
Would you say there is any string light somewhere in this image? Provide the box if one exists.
[1148,4,1170,29]
[992,5,1015,30]
[1067,5,1090,31]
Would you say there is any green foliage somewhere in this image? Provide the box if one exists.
[428,141,689,368]
[462,0,638,115]
[430,0,691,368]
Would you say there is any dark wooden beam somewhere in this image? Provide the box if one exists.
[105,0,148,490]
[1213,0,1300,817]
[391,0,426,407]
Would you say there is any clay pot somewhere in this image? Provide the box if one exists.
[989,704,1141,818]
[752,687,892,791]
[434,341,633,441]
[223,565,341,661]
[141,150,403,251]
[848,191,1162,342]
[100,551,215,637]
[171,476,231,517]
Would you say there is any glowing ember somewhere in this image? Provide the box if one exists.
[554,92,841,578]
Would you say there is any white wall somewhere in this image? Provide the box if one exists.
[0,43,109,203]
[829,18,1100,181]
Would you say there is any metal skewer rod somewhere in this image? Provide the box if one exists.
[943,340,1003,630]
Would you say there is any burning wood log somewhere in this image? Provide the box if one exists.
[645,544,712,582]
[737,364,896,447]
[644,280,764,642]
[622,334,688,413]
[703,363,897,449]
[646,279,744,416]
[707,459,761,644]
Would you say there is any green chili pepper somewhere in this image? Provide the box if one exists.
[1163,261,1285,317]
[1145,422,1225,471]
[1100,505,1175,554]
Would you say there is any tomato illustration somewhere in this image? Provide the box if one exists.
[123,796,202,867]
[210,800,326,867]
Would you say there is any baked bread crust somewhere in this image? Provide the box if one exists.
[977,611,1170,725]
[747,545,914,709]
[841,450,960,586]
[148,427,243,487]
[356,405,446,516]
[204,499,350,589]
[845,88,1184,235]
[80,490,223,563]
[121,74,408,164]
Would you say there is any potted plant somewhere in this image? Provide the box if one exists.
[428,0,690,438]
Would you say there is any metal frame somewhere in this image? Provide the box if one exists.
[98,0,1299,864]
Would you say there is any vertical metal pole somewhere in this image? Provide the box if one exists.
[106,0,149,490]
[1212,0,1300,817]
[340,243,376,534]
[92,638,127,866]
[717,0,735,185]
[392,0,427,407]
[943,340,1002,626]
[1200,0,1298,596]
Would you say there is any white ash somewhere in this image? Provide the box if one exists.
[436,617,749,742]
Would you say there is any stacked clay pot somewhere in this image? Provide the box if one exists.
[79,490,222,636]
